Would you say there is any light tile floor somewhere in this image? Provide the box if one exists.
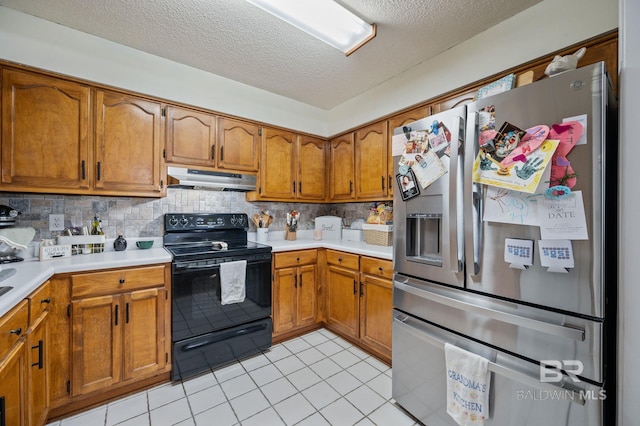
[47,328,418,426]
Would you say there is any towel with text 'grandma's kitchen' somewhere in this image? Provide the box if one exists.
[220,260,246,305]
[445,343,491,426]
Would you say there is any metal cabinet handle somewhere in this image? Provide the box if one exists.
[294,274,298,288]
[114,305,119,326]
[381,176,385,190]
[299,274,302,288]
[10,328,21,336]
[220,146,224,161]
[40,297,51,304]
[31,339,43,369]
[81,160,86,180]
[126,303,130,323]
[119,278,125,284]
[97,162,101,181]
[353,280,357,295]
[349,180,353,193]
[211,145,215,160]
[388,174,392,190]
[299,181,302,193]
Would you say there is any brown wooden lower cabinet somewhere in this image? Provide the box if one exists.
[273,249,393,362]
[48,264,171,419]
[273,250,318,337]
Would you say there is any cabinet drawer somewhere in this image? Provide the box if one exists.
[71,265,166,298]
[0,299,28,357]
[28,280,51,320]
[360,256,393,280]
[326,250,359,270]
[274,250,318,269]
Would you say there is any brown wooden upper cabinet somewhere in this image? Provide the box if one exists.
[1,68,165,197]
[249,127,326,202]
[165,105,216,168]
[329,120,389,202]
[355,121,388,200]
[1,68,91,192]
[217,117,260,172]
[164,108,260,173]
[94,90,164,195]
[329,133,355,201]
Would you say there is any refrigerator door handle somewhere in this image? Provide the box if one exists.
[395,280,585,341]
[393,316,586,405]
[449,116,465,273]
[467,112,483,276]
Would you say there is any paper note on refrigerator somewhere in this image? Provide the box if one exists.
[538,191,588,240]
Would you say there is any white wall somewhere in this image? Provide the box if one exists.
[618,0,638,424]
[327,0,619,134]
[0,7,330,136]
[0,0,618,137]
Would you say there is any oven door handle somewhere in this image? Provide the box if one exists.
[174,263,220,272]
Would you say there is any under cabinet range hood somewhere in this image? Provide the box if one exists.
[167,167,256,191]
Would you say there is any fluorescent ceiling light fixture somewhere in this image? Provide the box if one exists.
[246,0,376,56]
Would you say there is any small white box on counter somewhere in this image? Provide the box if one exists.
[342,229,364,242]
[314,216,342,240]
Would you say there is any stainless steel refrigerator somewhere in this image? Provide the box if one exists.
[392,62,617,426]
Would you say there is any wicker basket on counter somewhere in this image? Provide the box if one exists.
[361,224,393,246]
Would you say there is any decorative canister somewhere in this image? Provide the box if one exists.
[113,235,127,251]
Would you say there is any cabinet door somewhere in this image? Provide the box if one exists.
[355,121,388,199]
[0,340,25,426]
[218,117,260,172]
[94,91,164,195]
[325,265,359,338]
[273,267,297,334]
[359,275,392,358]
[48,277,71,410]
[165,105,216,167]
[1,69,90,191]
[122,288,167,381]
[71,295,122,396]
[329,134,355,201]
[259,127,295,199]
[297,264,317,327]
[297,136,326,200]
[27,311,49,426]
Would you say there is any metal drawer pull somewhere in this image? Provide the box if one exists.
[40,297,51,304]
[10,328,21,336]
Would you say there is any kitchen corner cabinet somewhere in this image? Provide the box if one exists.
[273,250,318,336]
[94,90,165,196]
[325,250,360,338]
[1,68,91,192]
[252,128,326,202]
[324,250,392,362]
[329,133,355,201]
[165,105,216,168]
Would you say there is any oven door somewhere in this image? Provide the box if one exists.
[172,253,272,342]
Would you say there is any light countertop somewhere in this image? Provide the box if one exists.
[249,229,393,260]
[0,244,171,318]
[1,232,393,318]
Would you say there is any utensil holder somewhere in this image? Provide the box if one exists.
[256,228,269,243]
[285,226,297,241]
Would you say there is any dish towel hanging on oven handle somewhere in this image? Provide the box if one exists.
[220,260,247,305]
[445,343,491,426]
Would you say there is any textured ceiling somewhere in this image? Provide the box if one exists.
[0,0,540,109]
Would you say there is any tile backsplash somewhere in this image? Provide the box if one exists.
[1,189,389,241]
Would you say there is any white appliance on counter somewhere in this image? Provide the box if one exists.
[392,62,617,426]
[314,216,343,240]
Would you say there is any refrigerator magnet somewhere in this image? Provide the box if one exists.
[538,240,574,273]
[397,169,420,201]
[504,238,534,269]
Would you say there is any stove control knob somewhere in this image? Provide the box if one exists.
[179,217,189,226]
[237,216,247,227]
[230,216,237,225]
[168,217,178,227]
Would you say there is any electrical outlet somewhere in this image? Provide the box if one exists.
[49,214,65,231]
